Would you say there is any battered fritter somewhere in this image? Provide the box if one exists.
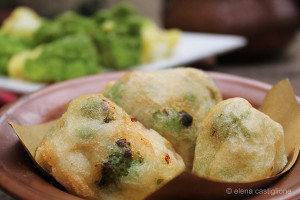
[192,97,287,182]
[102,68,222,168]
[35,94,185,200]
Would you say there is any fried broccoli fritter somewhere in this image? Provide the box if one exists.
[102,68,222,168]
[192,97,287,182]
[35,94,185,200]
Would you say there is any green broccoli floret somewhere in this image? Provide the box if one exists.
[99,138,144,186]
[152,110,193,135]
[33,12,97,46]
[80,98,106,119]
[0,31,30,75]
[99,151,133,186]
[22,34,100,82]
[94,3,147,70]
[80,98,115,123]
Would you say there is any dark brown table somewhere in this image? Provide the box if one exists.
[1,33,300,200]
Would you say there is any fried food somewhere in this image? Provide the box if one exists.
[192,97,287,182]
[35,94,185,200]
[102,68,222,168]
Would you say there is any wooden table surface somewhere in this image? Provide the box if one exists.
[1,32,300,200]
[209,33,300,97]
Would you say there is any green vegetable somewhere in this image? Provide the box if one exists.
[99,138,144,186]
[152,110,184,134]
[80,99,104,119]
[78,128,94,139]
[104,82,124,106]
[99,151,133,186]
[80,98,114,123]
[94,3,147,69]
[152,109,194,135]
[23,34,100,82]
[0,31,30,75]
[32,4,147,70]
[33,12,97,46]
[31,3,164,71]
[211,111,251,139]
[185,93,196,103]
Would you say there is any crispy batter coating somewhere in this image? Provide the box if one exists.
[102,68,222,168]
[35,94,185,200]
[192,97,287,182]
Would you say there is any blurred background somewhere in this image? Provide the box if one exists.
[0,0,299,103]
[0,0,300,57]
[0,0,162,23]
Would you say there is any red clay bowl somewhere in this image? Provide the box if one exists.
[0,71,299,200]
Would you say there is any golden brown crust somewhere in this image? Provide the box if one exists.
[102,68,222,168]
[35,94,185,200]
[192,97,287,182]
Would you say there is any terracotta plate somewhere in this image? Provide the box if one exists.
[0,71,299,200]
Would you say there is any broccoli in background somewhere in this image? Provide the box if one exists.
[33,4,149,70]
[94,3,147,70]
[1,3,181,82]
[0,31,30,75]
[8,34,100,82]
[93,3,181,70]
[33,12,97,46]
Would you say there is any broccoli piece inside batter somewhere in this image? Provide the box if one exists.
[104,82,124,106]
[152,109,193,134]
[99,138,144,186]
[99,151,133,186]
[185,93,196,103]
[78,128,94,139]
[80,98,114,122]
[80,100,102,119]
[211,111,251,139]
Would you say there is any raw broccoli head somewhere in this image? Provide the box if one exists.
[94,3,137,24]
[23,33,100,82]
[0,31,30,75]
[94,3,147,70]
[33,12,97,46]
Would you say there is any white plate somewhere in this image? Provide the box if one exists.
[0,32,246,94]
[134,32,247,70]
[0,76,45,94]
